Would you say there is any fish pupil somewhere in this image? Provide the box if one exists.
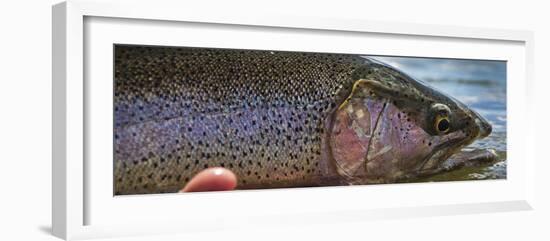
[438,119,450,132]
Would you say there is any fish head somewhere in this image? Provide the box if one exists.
[329,60,492,182]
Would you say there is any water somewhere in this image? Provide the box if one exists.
[370,56,507,182]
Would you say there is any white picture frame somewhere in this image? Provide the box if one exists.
[52,0,535,240]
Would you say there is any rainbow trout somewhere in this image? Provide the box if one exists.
[114,45,492,195]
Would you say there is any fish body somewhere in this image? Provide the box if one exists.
[114,45,491,195]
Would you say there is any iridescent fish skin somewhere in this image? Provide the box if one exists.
[114,46,491,195]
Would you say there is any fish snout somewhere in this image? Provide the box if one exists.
[475,116,492,138]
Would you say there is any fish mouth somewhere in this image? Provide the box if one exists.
[418,139,463,172]
[418,106,493,172]
[418,122,491,172]
[417,132,470,172]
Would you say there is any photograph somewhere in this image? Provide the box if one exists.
[113,45,506,195]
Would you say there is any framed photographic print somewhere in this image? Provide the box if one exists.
[52,0,535,240]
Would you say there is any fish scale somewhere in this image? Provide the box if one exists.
[114,45,492,195]
[114,46,361,194]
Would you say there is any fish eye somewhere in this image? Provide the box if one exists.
[435,116,450,134]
